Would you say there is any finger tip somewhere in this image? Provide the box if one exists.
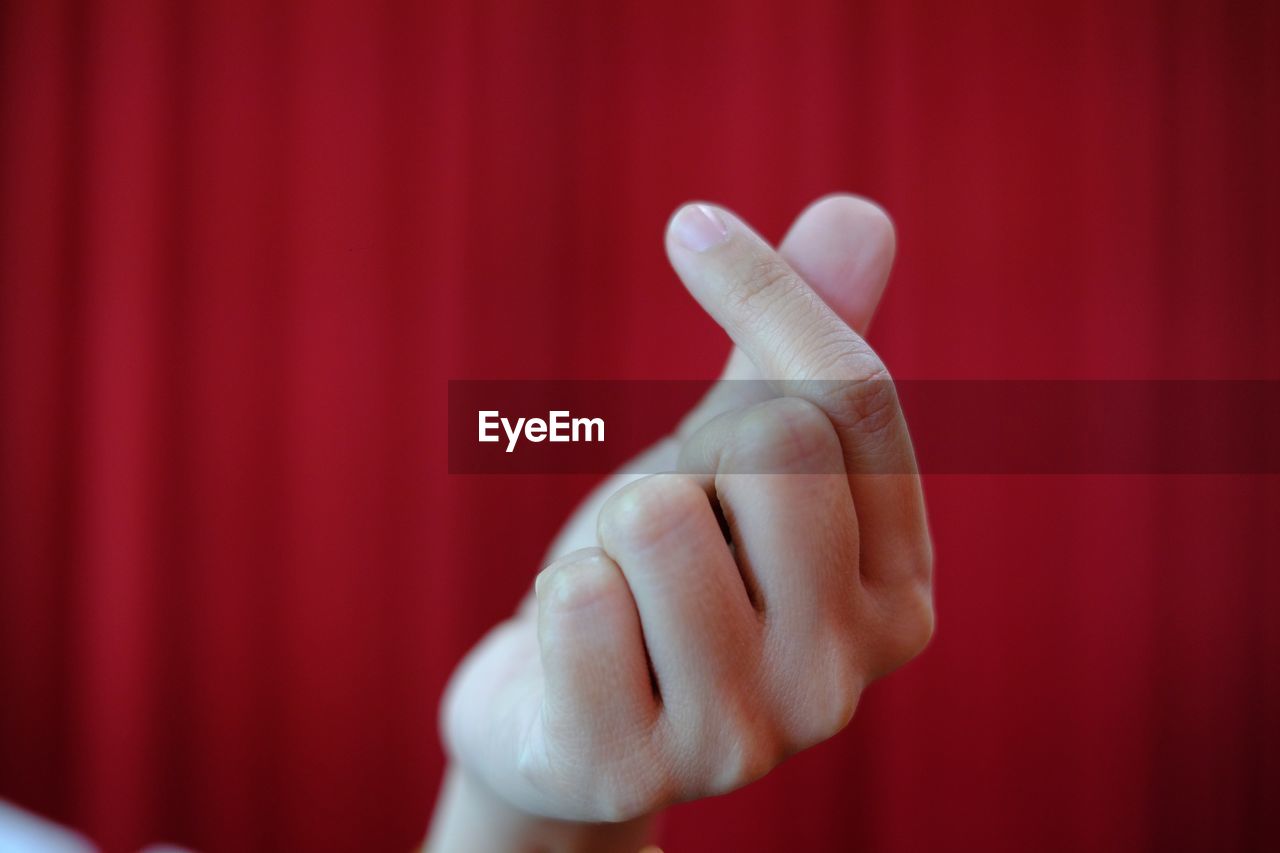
[793,193,896,250]
[780,194,898,333]
[537,550,619,614]
[666,201,734,255]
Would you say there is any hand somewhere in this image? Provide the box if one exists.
[430,197,933,848]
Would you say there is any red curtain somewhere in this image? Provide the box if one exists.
[2,1,1278,851]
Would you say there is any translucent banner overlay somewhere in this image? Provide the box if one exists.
[448,380,1280,475]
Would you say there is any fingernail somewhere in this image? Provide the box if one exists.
[534,566,553,600]
[536,557,611,610]
[672,204,729,253]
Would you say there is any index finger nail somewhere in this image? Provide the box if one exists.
[672,204,730,253]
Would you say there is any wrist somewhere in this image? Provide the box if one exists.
[425,765,658,853]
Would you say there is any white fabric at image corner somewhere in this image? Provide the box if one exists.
[0,800,94,853]
[0,799,197,853]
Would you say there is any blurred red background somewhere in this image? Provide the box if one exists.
[2,1,1278,851]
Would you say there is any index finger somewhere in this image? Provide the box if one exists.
[664,202,931,588]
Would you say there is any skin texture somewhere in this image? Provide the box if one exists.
[427,195,934,852]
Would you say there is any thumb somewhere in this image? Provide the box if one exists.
[783,193,897,337]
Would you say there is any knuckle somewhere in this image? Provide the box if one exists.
[813,358,900,446]
[884,536,934,587]
[672,688,785,797]
[721,731,783,790]
[725,397,839,473]
[873,583,936,675]
[805,326,880,380]
[703,715,784,795]
[792,643,865,748]
[597,473,707,554]
[901,586,937,659]
[811,683,862,747]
